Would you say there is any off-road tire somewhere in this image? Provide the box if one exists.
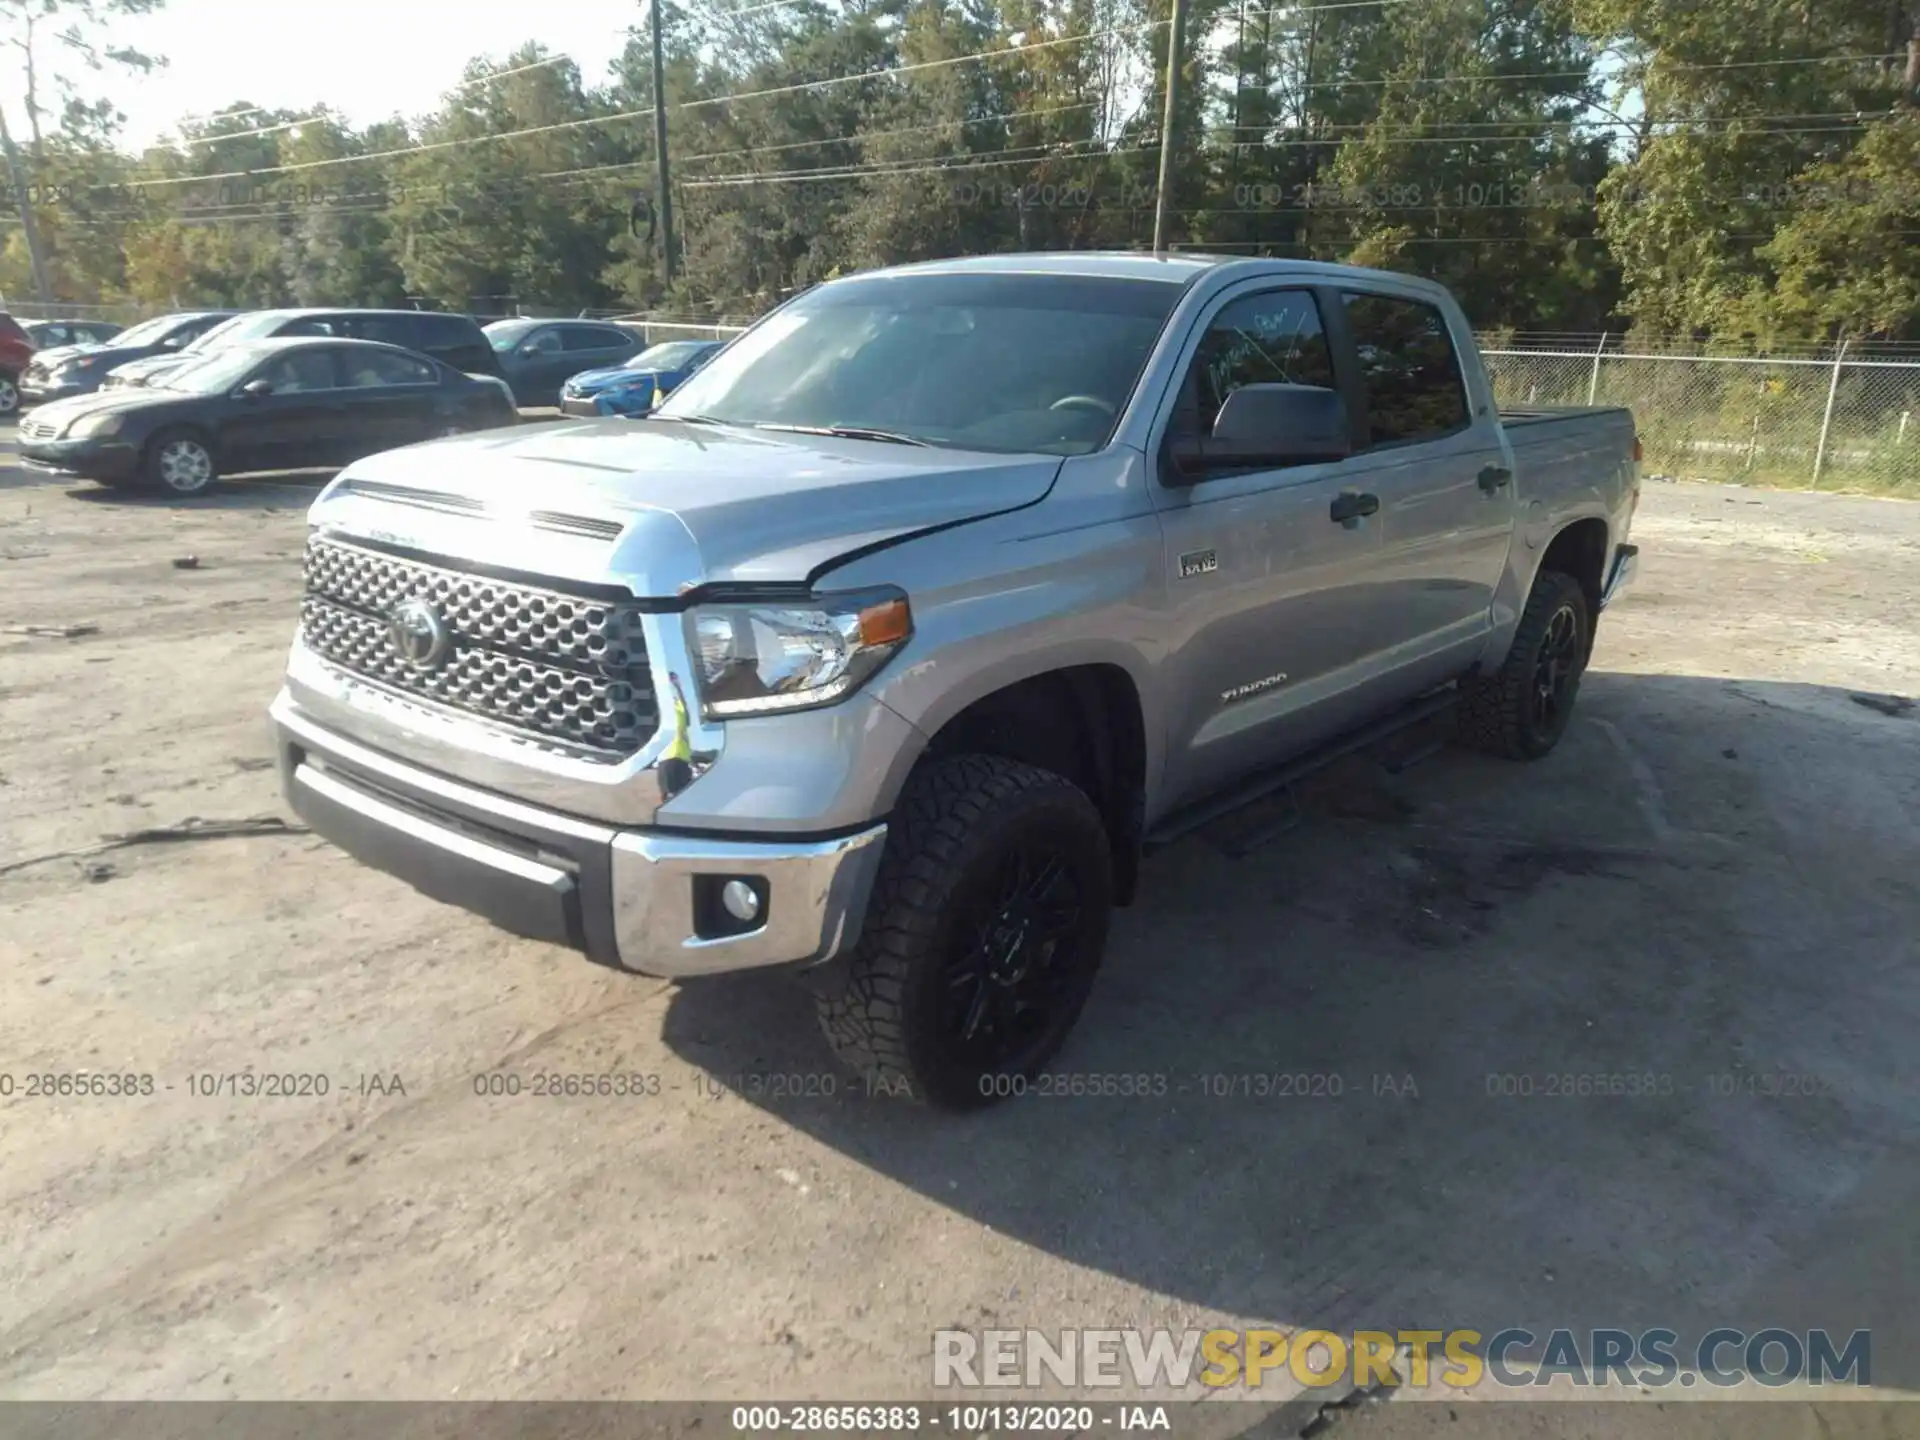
[1456,568,1591,760]
[813,754,1113,1110]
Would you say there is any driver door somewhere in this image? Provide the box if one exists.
[220,348,350,472]
[1149,286,1388,812]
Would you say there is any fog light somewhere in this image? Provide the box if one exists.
[720,879,761,923]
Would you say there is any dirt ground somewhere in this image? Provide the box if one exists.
[2,429,1917,1428]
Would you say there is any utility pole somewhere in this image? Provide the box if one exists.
[650,0,676,284]
[1151,0,1187,253]
[0,108,54,305]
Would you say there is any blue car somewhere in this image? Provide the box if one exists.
[558,339,725,417]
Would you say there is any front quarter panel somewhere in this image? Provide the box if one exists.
[819,446,1169,819]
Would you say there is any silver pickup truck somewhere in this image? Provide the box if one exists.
[271,253,1640,1108]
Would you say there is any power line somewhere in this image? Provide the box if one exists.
[87,38,1910,197]
[704,0,821,19]
[1209,121,1873,149]
[166,57,585,153]
[675,20,1167,111]
[1215,109,1880,132]
[1274,50,1907,93]
[683,141,1159,188]
[531,99,1104,180]
[102,21,1164,192]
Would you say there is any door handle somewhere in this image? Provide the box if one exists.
[1478,465,1512,492]
[1330,491,1380,524]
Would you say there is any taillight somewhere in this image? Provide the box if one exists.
[1632,435,1643,463]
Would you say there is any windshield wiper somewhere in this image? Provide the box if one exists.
[752,422,931,447]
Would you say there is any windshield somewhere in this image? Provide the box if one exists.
[485,319,541,351]
[655,274,1179,455]
[628,341,712,371]
[155,344,275,394]
[181,314,256,353]
[113,314,190,348]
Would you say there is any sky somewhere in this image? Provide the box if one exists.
[3,0,645,150]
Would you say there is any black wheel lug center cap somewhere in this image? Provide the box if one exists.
[988,911,1033,984]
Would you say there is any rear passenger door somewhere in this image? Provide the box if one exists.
[511,325,569,401]
[1149,285,1392,810]
[337,348,446,456]
[1337,289,1513,671]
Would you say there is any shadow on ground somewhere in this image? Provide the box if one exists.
[660,670,1920,1390]
[49,468,339,509]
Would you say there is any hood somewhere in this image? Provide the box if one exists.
[28,386,195,433]
[111,353,189,377]
[28,342,108,369]
[311,417,1063,595]
[32,341,171,376]
[564,366,655,395]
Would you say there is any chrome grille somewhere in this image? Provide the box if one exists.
[299,535,657,756]
[20,417,60,441]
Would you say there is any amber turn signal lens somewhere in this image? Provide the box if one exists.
[1632,435,1643,463]
[857,597,912,647]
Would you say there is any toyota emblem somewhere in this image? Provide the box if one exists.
[387,596,452,670]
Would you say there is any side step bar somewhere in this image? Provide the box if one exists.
[1141,687,1460,855]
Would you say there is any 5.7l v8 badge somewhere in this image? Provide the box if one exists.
[1179,549,1218,579]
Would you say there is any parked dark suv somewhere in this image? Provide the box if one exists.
[25,318,125,349]
[111,309,504,392]
[482,318,645,407]
[18,310,238,407]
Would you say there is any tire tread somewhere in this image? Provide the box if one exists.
[815,754,1109,1107]
[1456,568,1590,760]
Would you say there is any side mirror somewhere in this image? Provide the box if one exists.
[239,378,275,398]
[1169,383,1350,480]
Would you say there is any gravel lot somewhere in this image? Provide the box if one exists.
[2,427,1917,1425]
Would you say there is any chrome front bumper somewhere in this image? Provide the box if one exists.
[1600,542,1638,610]
[272,694,887,977]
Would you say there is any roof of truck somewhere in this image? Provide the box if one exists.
[860,250,1429,289]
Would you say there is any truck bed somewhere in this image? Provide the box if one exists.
[1498,404,1634,428]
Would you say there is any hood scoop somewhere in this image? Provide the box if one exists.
[333,478,624,543]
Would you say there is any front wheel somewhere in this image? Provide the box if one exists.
[141,429,218,496]
[0,372,18,417]
[813,755,1113,1109]
[1456,568,1591,760]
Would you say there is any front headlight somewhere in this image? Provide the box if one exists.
[65,410,124,439]
[685,588,912,718]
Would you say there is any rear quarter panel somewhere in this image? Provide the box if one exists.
[1481,406,1638,667]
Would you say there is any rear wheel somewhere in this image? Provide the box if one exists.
[140,429,218,497]
[813,755,1113,1109]
[1456,568,1591,759]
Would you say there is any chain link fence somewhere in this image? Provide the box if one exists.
[8,290,1918,493]
[1480,339,1920,495]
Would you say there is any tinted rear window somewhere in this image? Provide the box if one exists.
[1,314,33,343]
[417,314,483,345]
[1340,292,1470,446]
